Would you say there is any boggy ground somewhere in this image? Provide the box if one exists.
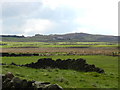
[1,47,118,56]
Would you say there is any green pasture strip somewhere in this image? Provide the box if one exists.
[2,55,118,88]
[2,55,118,74]
[0,41,118,48]
[0,45,117,48]
[56,42,117,45]
[0,41,49,48]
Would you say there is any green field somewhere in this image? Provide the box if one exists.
[0,41,118,48]
[2,55,118,88]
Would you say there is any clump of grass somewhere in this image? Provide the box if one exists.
[46,67,53,72]
[92,84,97,87]
[93,74,100,77]
[54,77,69,85]
[96,81,99,83]
[43,73,49,76]
[3,65,15,68]
[48,76,52,78]
[88,72,101,77]
[105,84,109,86]
[54,68,59,72]
[74,76,77,78]
[15,73,24,77]
[79,79,86,82]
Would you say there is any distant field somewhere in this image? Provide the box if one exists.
[0,41,119,56]
[2,55,118,88]
[0,41,118,48]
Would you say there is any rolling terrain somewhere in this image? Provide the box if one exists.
[0,33,119,42]
[0,33,119,88]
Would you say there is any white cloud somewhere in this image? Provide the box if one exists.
[41,0,61,10]
[0,0,39,3]
[0,4,2,34]
[41,0,118,35]
[41,0,119,9]
[71,27,117,36]
[0,19,2,34]
[68,27,90,35]
[22,19,57,35]
[73,0,118,36]
[74,12,118,35]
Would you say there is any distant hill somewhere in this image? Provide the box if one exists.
[0,33,119,42]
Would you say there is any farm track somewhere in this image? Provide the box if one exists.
[1,47,118,55]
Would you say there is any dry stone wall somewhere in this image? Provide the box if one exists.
[16,58,105,73]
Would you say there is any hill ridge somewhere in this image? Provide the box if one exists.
[0,33,119,42]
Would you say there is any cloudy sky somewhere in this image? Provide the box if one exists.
[0,0,119,36]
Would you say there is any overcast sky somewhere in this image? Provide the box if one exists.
[0,0,119,36]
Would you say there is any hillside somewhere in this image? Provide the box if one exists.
[0,33,118,42]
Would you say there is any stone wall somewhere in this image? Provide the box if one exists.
[15,58,105,73]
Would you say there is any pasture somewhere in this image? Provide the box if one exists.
[2,55,118,88]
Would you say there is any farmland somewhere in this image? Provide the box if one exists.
[0,41,119,56]
[1,41,119,88]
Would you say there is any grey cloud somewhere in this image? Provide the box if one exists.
[2,2,42,35]
[2,2,80,35]
[31,7,77,21]
[2,2,42,18]
[29,6,79,34]
[2,17,25,34]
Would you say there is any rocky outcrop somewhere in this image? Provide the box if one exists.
[1,72,63,89]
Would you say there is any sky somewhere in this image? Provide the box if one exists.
[0,0,119,36]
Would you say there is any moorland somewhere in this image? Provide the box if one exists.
[0,33,119,88]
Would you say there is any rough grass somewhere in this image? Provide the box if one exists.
[2,55,118,88]
[1,47,118,56]
[2,65,118,88]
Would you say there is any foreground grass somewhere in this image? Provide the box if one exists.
[2,55,118,88]
[2,65,118,88]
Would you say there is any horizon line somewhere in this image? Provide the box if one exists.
[0,32,119,37]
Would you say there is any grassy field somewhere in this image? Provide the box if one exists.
[2,55,118,88]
